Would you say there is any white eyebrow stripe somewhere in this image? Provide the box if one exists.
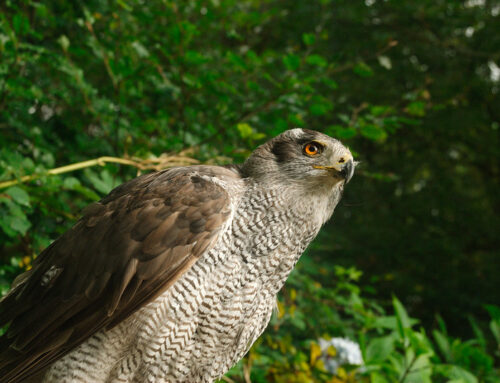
[288,128,304,138]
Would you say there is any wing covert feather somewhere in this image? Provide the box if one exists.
[0,165,239,383]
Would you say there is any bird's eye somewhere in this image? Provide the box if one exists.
[303,142,323,157]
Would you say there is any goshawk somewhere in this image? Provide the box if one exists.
[0,128,355,382]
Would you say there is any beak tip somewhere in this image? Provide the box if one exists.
[341,159,355,183]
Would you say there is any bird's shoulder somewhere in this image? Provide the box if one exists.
[0,164,242,383]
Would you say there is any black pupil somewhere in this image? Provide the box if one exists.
[309,144,317,153]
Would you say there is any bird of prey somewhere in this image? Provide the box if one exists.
[0,128,355,383]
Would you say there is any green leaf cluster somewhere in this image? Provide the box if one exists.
[222,262,500,382]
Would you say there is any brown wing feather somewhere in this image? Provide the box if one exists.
[0,165,238,383]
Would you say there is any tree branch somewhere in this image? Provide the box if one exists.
[0,155,198,190]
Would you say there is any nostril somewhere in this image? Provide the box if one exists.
[338,157,345,163]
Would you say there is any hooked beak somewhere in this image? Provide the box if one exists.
[341,159,355,183]
[313,159,355,183]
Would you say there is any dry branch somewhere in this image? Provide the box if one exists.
[0,155,199,190]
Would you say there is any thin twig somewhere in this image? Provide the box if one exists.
[349,102,369,127]
[220,376,237,383]
[330,39,398,75]
[85,21,117,90]
[0,155,198,190]
[243,356,252,383]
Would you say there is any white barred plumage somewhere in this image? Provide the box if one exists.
[0,129,355,382]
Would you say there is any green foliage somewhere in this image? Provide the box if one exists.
[222,262,500,382]
[0,0,415,295]
[0,0,498,381]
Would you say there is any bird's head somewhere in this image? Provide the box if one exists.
[242,128,355,193]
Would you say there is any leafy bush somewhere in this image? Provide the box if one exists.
[0,0,411,304]
[223,258,500,382]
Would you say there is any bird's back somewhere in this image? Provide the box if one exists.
[42,179,320,382]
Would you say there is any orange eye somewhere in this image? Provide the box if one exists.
[304,142,323,157]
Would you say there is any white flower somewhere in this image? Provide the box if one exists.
[318,337,364,374]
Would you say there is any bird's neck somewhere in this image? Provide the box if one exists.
[246,180,341,228]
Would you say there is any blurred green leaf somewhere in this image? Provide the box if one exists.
[435,365,478,383]
[433,330,451,360]
[360,124,387,141]
[306,54,327,67]
[393,296,412,338]
[302,33,316,45]
[283,54,300,71]
[490,320,500,346]
[237,123,253,139]
[63,177,81,190]
[406,101,426,117]
[326,125,357,139]
[366,335,395,362]
[58,35,70,51]
[371,372,390,383]
[131,41,149,58]
[353,62,374,77]
[84,169,119,195]
[5,187,30,207]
